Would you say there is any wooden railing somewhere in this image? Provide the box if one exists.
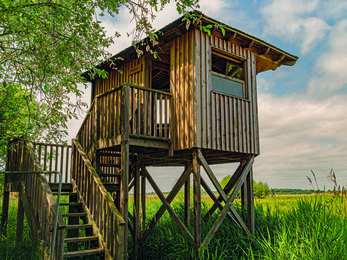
[5,139,65,259]
[71,139,125,259]
[77,83,172,156]
[33,143,72,183]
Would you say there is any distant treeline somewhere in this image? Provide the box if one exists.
[273,189,324,195]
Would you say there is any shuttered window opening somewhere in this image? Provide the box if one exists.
[211,49,247,99]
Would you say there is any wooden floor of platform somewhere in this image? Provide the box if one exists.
[98,134,171,153]
[99,138,256,167]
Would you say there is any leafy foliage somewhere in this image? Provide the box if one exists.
[0,0,199,168]
[220,176,271,198]
[254,181,270,199]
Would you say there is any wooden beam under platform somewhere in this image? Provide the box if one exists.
[197,151,254,257]
[97,134,171,152]
[139,162,193,245]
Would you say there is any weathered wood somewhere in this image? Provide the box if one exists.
[184,162,191,227]
[247,166,255,235]
[120,84,130,259]
[199,157,253,255]
[200,177,240,228]
[72,139,125,260]
[193,150,201,254]
[139,162,193,244]
[141,175,146,229]
[140,164,194,243]
[133,163,140,255]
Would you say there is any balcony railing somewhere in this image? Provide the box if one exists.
[77,84,172,156]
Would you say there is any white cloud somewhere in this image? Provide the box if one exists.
[261,0,330,54]
[308,19,347,93]
[256,92,347,189]
[320,0,347,20]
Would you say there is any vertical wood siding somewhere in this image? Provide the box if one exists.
[194,30,260,155]
[93,56,150,98]
[170,31,197,150]
[90,29,260,155]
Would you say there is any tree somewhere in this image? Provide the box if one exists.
[0,0,199,166]
[254,181,270,199]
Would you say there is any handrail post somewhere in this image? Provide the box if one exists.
[93,95,99,167]
[120,84,130,259]
[169,95,174,156]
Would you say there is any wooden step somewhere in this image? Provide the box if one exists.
[103,183,120,192]
[52,192,77,196]
[65,224,92,230]
[49,183,73,192]
[61,213,86,218]
[99,163,121,167]
[64,236,98,243]
[59,202,82,207]
[64,248,104,258]
[98,174,121,178]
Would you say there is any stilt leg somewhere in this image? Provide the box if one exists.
[120,84,130,260]
[133,163,140,255]
[247,167,255,235]
[184,162,191,227]
[141,174,146,229]
[120,141,129,260]
[193,150,201,256]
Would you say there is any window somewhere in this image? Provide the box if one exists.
[211,49,246,98]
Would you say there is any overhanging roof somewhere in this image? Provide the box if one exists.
[82,11,298,81]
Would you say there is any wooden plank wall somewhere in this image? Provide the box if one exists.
[170,30,197,150]
[93,56,150,98]
[194,30,260,155]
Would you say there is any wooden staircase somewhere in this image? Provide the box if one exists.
[50,183,106,259]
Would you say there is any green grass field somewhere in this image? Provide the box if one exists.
[1,194,346,259]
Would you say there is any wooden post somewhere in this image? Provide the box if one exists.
[192,149,201,255]
[169,95,174,156]
[184,162,191,226]
[16,184,25,246]
[247,167,255,235]
[120,84,130,259]
[133,162,140,255]
[141,174,146,229]
[241,178,248,217]
[1,145,11,235]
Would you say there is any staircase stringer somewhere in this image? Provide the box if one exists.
[71,139,126,260]
[70,179,112,259]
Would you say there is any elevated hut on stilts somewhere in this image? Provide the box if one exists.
[2,11,298,259]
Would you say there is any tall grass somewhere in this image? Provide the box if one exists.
[0,195,346,259]
[0,199,40,260]
[129,195,347,260]
[252,196,347,260]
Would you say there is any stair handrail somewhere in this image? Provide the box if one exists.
[71,138,125,260]
[2,138,66,260]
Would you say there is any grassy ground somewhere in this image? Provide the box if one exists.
[0,199,40,260]
[0,194,346,259]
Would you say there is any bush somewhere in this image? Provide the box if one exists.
[254,181,271,198]
[220,176,270,199]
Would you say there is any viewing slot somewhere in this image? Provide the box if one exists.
[212,72,244,98]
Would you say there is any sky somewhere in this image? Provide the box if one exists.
[67,0,347,192]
